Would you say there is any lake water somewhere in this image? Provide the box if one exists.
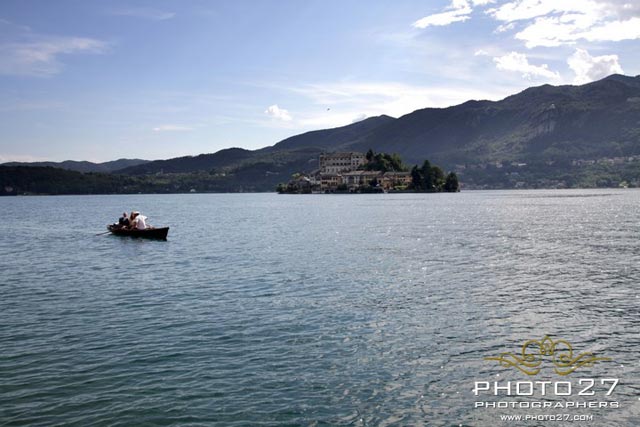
[1,190,639,426]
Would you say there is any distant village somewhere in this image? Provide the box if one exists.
[277,150,460,194]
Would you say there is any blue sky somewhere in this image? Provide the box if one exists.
[1,0,639,162]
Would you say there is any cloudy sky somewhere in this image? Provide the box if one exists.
[1,0,639,162]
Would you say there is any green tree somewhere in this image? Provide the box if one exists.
[420,160,433,191]
[410,165,422,190]
[444,172,460,192]
[388,153,404,172]
[430,166,445,191]
[366,149,374,162]
[364,151,407,172]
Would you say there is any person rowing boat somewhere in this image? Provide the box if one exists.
[118,212,130,227]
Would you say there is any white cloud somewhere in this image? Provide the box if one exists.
[152,125,194,132]
[488,0,604,23]
[264,104,292,121]
[488,0,640,47]
[513,14,640,48]
[413,0,473,28]
[514,16,583,48]
[351,113,368,123]
[493,51,560,79]
[411,0,640,50]
[474,49,490,56]
[603,0,640,18]
[568,48,623,84]
[580,16,640,42]
[110,7,175,21]
[0,35,108,77]
[495,22,516,32]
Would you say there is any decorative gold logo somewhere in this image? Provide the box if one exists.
[485,335,611,376]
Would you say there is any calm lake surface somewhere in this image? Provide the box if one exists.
[1,190,639,426]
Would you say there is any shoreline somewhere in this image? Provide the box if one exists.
[1,187,635,197]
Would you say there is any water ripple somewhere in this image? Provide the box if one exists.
[1,190,639,426]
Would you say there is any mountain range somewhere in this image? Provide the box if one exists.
[3,74,640,193]
[2,158,149,173]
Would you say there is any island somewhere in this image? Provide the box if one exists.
[276,150,460,194]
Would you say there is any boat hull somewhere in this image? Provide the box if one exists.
[108,225,169,240]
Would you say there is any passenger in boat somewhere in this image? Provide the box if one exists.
[130,211,148,230]
[118,212,130,227]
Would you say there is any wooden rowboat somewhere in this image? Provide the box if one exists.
[107,224,169,240]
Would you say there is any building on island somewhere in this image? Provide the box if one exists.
[319,152,366,174]
[380,171,412,190]
[342,170,381,189]
[319,174,343,190]
[280,151,413,193]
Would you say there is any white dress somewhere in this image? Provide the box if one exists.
[133,215,147,230]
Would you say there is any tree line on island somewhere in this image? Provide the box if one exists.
[410,159,460,193]
[277,149,460,194]
[366,149,460,192]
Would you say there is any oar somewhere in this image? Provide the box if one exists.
[96,231,111,236]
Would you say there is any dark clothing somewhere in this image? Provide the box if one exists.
[119,217,130,226]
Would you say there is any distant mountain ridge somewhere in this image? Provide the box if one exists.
[116,74,640,173]
[342,74,640,167]
[2,158,149,173]
[115,148,254,175]
[4,74,640,192]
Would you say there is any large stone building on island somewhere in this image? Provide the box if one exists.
[318,152,366,174]
[283,151,412,193]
